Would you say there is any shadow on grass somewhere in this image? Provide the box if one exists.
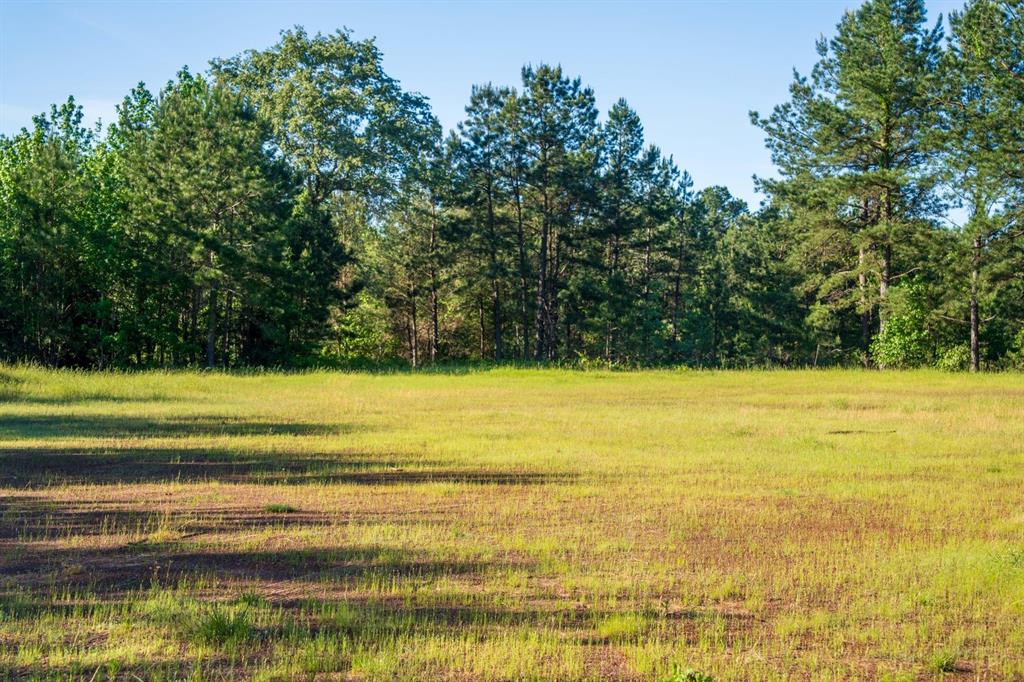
[0,410,594,679]
[0,528,713,679]
[0,414,354,439]
[0,446,576,488]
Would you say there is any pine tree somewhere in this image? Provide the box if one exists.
[122,70,289,367]
[753,0,945,365]
[941,0,1024,370]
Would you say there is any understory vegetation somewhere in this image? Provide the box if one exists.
[1,0,1022,371]
[0,367,1022,679]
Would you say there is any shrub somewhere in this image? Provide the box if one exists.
[1008,327,1024,370]
[870,281,933,368]
[935,344,971,371]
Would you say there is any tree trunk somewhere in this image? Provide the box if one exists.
[515,189,530,361]
[492,281,502,362]
[879,192,893,337]
[970,235,981,372]
[879,243,891,336]
[671,272,681,343]
[486,180,502,362]
[605,235,620,361]
[429,212,440,363]
[478,299,486,358]
[189,288,199,366]
[859,247,869,368]
[206,285,217,369]
[221,290,233,368]
[409,294,419,369]
[534,202,549,362]
[429,285,439,364]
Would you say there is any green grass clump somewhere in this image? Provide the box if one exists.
[193,607,253,646]
[596,613,650,642]
[664,665,715,682]
[927,649,960,673]
[264,503,297,514]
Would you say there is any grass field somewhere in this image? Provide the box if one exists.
[0,366,1022,680]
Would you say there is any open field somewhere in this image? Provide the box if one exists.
[0,367,1022,680]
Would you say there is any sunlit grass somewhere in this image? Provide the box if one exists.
[0,365,1022,679]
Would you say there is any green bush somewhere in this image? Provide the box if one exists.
[935,344,971,371]
[1008,327,1024,370]
[870,282,933,368]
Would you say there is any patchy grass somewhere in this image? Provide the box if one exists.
[263,504,297,514]
[0,366,1022,679]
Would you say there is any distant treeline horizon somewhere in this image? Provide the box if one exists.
[1,0,1021,371]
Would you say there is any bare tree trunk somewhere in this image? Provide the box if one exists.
[492,282,502,362]
[429,286,439,364]
[534,203,549,361]
[221,290,233,368]
[551,225,563,361]
[879,192,893,337]
[671,272,681,343]
[478,299,486,358]
[429,211,440,363]
[879,244,891,335]
[515,189,530,361]
[486,181,502,362]
[189,288,199,366]
[970,235,981,372]
[857,193,871,368]
[206,286,217,369]
[605,235,619,361]
[409,294,418,369]
[859,247,869,368]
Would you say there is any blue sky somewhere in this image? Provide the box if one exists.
[1,0,961,206]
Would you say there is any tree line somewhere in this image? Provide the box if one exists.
[1,0,1021,370]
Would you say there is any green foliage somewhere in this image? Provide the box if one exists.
[870,282,933,368]
[1,4,1022,370]
[1008,328,1024,370]
[936,344,971,372]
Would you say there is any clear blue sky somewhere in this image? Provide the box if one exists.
[1,0,960,206]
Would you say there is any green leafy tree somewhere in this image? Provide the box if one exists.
[0,98,107,366]
[212,27,439,362]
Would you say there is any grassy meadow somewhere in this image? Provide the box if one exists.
[0,366,1022,680]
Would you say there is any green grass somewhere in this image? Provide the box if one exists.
[263,504,297,514]
[193,606,253,646]
[0,365,1022,679]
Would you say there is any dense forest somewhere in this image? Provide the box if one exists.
[1,0,1021,370]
